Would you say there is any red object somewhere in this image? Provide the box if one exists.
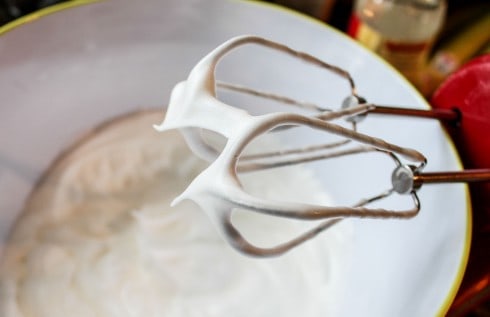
[431,54,490,170]
[347,14,361,38]
[432,54,490,316]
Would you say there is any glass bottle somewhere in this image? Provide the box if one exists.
[348,0,446,90]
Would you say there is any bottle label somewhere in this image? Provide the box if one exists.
[348,14,432,85]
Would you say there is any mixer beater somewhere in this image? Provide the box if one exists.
[154,35,490,257]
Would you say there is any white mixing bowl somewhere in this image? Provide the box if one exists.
[0,0,469,316]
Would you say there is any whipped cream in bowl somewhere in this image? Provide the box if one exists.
[0,111,353,317]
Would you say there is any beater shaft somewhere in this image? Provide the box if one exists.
[370,106,460,124]
[415,169,490,185]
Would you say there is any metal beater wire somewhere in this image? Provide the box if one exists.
[156,35,489,257]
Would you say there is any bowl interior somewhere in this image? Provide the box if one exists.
[0,0,469,316]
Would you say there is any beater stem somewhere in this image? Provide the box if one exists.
[371,106,460,124]
[414,169,490,185]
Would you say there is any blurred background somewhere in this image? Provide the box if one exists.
[1,0,489,316]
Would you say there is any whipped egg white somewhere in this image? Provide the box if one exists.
[0,111,351,317]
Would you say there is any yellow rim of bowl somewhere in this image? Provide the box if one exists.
[0,0,472,315]
[0,0,100,34]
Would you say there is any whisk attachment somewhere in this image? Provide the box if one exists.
[154,35,433,257]
[341,95,369,123]
[392,165,422,195]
